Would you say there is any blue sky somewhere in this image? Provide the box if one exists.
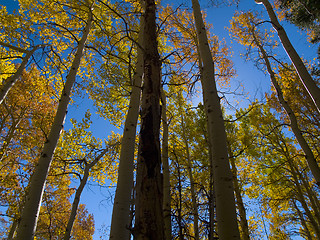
[0,0,318,239]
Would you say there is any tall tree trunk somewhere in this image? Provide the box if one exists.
[191,0,240,238]
[15,10,93,240]
[161,89,172,240]
[255,0,320,114]
[63,149,107,240]
[253,32,320,185]
[0,43,44,105]
[109,11,144,240]
[135,0,164,239]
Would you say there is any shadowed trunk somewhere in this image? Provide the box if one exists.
[135,0,164,239]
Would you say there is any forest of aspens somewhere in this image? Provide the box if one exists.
[0,0,320,239]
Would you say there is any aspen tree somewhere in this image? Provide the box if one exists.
[227,128,250,240]
[109,7,144,239]
[230,157,250,240]
[135,0,164,238]
[255,0,320,114]
[255,34,320,185]
[63,149,108,240]
[0,43,45,105]
[15,7,93,240]
[229,10,320,185]
[288,163,320,238]
[191,0,240,238]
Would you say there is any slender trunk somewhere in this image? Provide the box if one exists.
[0,112,22,161]
[15,11,92,240]
[0,44,44,105]
[175,156,184,240]
[161,89,171,240]
[299,170,320,225]
[229,153,250,240]
[289,162,320,238]
[293,200,313,240]
[7,218,18,240]
[191,0,240,238]
[63,149,107,240]
[256,0,320,114]
[180,114,199,240]
[296,183,320,237]
[63,165,90,240]
[109,11,144,240]
[283,148,320,237]
[135,0,164,239]
[253,33,320,185]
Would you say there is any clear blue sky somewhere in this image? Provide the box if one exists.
[0,0,318,239]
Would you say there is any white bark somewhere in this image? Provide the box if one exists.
[63,149,108,240]
[15,10,93,240]
[191,0,240,238]
[0,44,45,105]
[109,12,144,240]
[253,33,320,186]
[257,0,320,114]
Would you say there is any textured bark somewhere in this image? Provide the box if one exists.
[109,11,144,240]
[191,0,240,238]
[135,0,164,239]
[0,43,45,105]
[63,149,107,240]
[161,90,172,240]
[256,0,320,114]
[253,32,320,185]
[15,11,92,240]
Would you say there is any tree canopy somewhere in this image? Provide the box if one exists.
[0,0,319,239]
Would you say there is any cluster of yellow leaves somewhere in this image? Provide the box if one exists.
[0,65,58,233]
[228,11,275,55]
[55,110,121,186]
[231,102,320,238]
